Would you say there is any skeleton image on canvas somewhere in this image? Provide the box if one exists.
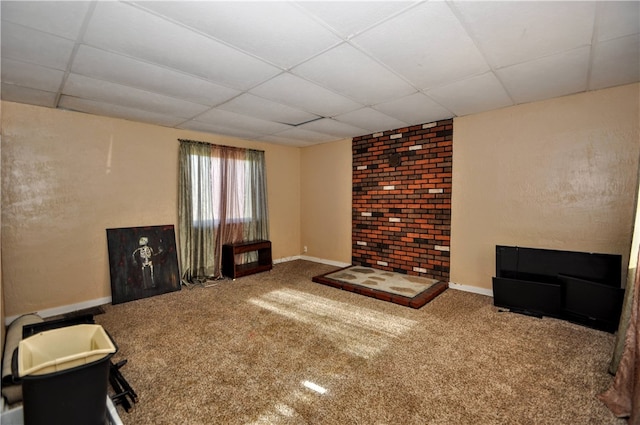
[132,236,157,289]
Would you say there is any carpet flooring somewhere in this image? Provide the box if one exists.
[312,265,448,308]
[94,260,624,425]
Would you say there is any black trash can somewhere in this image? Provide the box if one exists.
[16,324,117,425]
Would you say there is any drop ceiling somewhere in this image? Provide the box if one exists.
[1,1,639,147]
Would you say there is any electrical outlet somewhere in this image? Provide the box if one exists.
[303,246,308,253]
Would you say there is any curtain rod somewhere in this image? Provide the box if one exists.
[178,138,264,154]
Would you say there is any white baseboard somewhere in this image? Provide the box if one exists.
[274,255,349,268]
[5,296,112,327]
[448,281,493,297]
[273,255,302,264]
[299,255,351,268]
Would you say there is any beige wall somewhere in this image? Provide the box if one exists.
[300,138,352,264]
[451,83,640,291]
[2,83,638,318]
[1,102,302,317]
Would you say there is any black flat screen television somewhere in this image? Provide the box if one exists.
[495,245,621,286]
[559,274,624,331]
[493,276,562,317]
[493,245,624,332]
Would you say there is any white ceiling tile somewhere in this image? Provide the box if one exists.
[296,1,416,39]
[59,96,186,127]
[63,74,210,118]
[426,72,513,117]
[293,43,416,105]
[250,73,362,117]
[271,127,338,144]
[255,135,316,147]
[178,120,262,140]
[1,58,65,92]
[497,47,590,105]
[195,109,293,135]
[297,118,368,138]
[1,83,57,108]
[590,35,640,90]
[334,108,408,133]
[453,1,596,68]
[135,1,342,69]
[217,94,320,126]
[353,2,489,90]
[596,1,640,42]
[1,1,638,147]
[71,45,240,107]
[1,1,91,39]
[1,21,75,70]
[373,92,453,125]
[83,1,281,90]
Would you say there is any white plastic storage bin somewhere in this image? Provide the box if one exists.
[16,324,117,425]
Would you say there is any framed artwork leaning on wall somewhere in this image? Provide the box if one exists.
[106,225,181,304]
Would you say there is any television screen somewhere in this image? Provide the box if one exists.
[496,245,622,287]
[559,274,624,331]
[493,277,562,317]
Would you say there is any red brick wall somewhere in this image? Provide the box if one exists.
[352,119,452,281]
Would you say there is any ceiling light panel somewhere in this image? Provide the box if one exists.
[352,2,489,90]
[334,107,408,133]
[83,2,281,90]
[135,1,342,69]
[426,72,513,117]
[1,1,90,40]
[71,45,240,107]
[1,22,75,70]
[217,94,320,126]
[256,135,317,147]
[59,96,186,127]
[296,1,415,39]
[497,47,590,105]
[452,1,596,68]
[1,58,65,93]
[250,73,362,117]
[63,73,210,118]
[293,43,416,105]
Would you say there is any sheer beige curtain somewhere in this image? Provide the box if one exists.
[178,140,269,283]
[598,249,640,423]
[599,166,640,423]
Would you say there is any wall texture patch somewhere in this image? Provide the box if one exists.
[352,119,453,281]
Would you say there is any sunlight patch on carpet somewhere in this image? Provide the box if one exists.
[247,387,315,425]
[248,288,416,359]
